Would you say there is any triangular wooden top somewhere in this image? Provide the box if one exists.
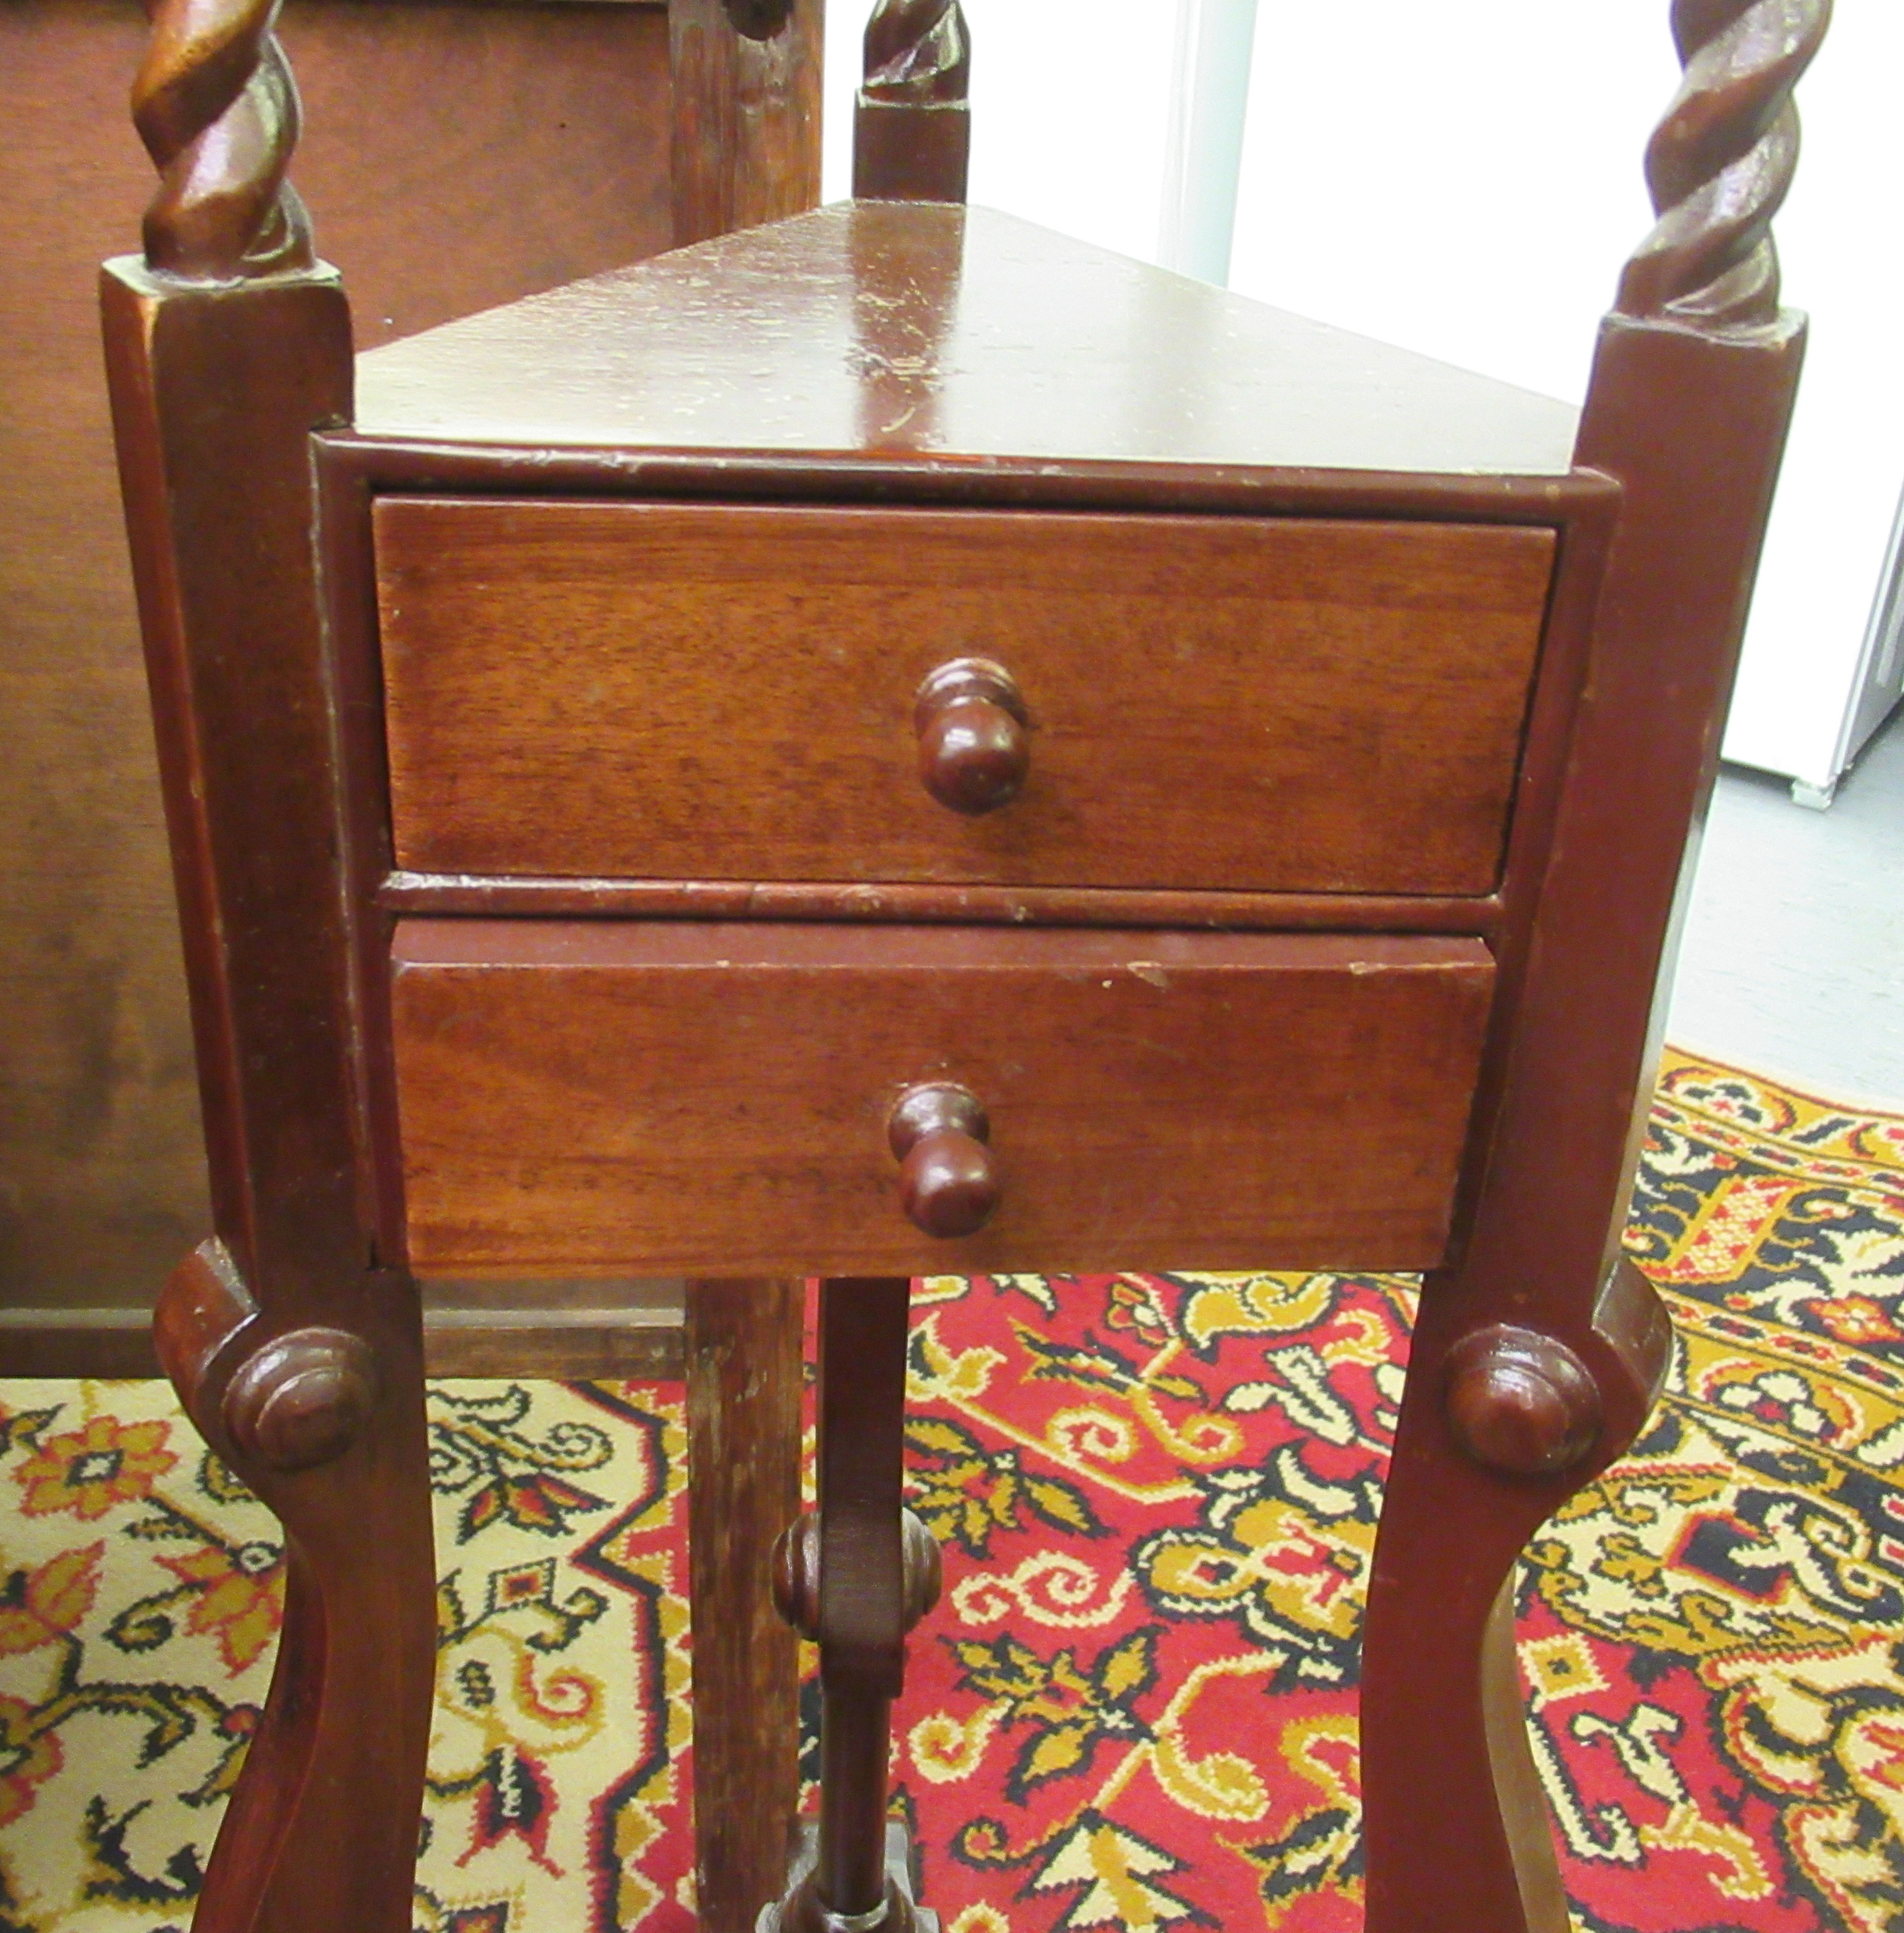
[356,202,1579,478]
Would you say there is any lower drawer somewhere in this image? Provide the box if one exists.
[388,921,1494,1277]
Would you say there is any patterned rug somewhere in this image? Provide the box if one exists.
[0,1050,1901,1933]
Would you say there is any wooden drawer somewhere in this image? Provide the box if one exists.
[388,920,1494,1277]
[375,500,1554,895]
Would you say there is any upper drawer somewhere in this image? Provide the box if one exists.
[375,499,1554,894]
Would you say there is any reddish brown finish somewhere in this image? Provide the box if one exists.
[101,258,362,1325]
[349,202,1583,474]
[687,1280,804,1933]
[888,1082,999,1237]
[1620,0,1828,327]
[132,0,312,280]
[374,499,1555,895]
[770,1280,921,1933]
[1444,1325,1603,1479]
[854,0,970,202]
[154,1241,436,1933]
[774,1507,942,1641]
[1360,254,1811,1933]
[672,0,823,247]
[103,236,440,1933]
[386,921,1497,1277]
[914,658,1031,816]
[423,1277,688,1379]
[377,871,1506,934]
[102,1,1827,1927]
[99,7,825,1931]
[222,1326,379,1474]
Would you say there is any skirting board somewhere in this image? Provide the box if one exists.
[0,1280,689,1381]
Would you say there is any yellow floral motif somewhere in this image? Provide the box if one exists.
[157,1539,283,1674]
[1642,1800,1773,1900]
[0,1690,61,1827]
[1141,1497,1367,1647]
[1323,1305,1401,1367]
[1177,1274,1339,1351]
[0,1544,102,1656]
[1149,1658,1275,1822]
[910,1314,1006,1405]
[909,1705,1000,1784]
[14,1413,177,1521]
[1279,1712,1359,1812]
[1222,1715,1361,1927]
[1692,1357,1865,1444]
[1027,1817,1199,1930]
[1786,1802,1900,1933]
[1126,1375,1243,1467]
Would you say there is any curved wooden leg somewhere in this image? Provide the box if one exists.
[687,1279,805,1933]
[766,1278,941,1933]
[1361,1258,1670,1933]
[155,1240,438,1933]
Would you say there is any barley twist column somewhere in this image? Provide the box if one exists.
[132,0,313,280]
[855,0,971,200]
[1618,0,1831,326]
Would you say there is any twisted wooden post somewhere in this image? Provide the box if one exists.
[132,0,313,280]
[1365,9,1827,1930]
[107,9,440,1933]
[1617,0,1830,327]
[855,0,971,201]
[864,0,970,102]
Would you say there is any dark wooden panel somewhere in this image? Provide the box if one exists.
[0,1302,683,1381]
[376,500,1554,894]
[286,0,674,351]
[1,0,671,1309]
[685,1279,803,1927]
[388,920,1496,1277]
[671,0,823,246]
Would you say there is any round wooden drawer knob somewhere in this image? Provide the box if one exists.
[888,1081,1000,1237]
[1445,1324,1602,1478]
[914,658,1029,816]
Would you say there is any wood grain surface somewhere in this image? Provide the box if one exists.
[685,1279,803,1929]
[4,0,671,1311]
[376,499,1554,895]
[671,0,823,246]
[353,202,1583,475]
[387,921,1495,1278]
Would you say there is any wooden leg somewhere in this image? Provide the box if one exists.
[1360,1258,1670,1933]
[766,1278,940,1933]
[154,1242,438,1933]
[687,1280,805,1933]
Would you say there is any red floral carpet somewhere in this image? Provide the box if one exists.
[0,1051,1901,1933]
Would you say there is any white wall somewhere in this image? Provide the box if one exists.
[822,1,1178,259]
[822,2,1899,791]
